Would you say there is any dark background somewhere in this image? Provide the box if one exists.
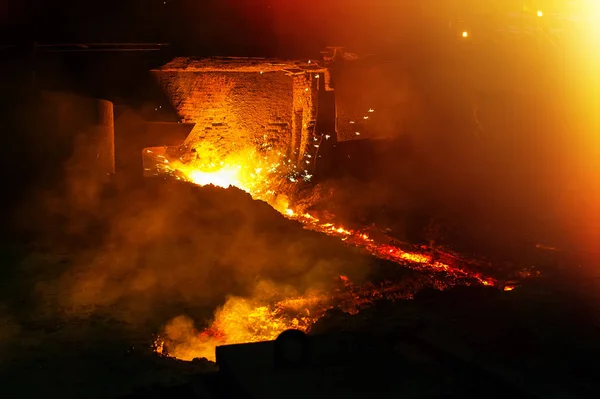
[0,3,599,398]
[2,0,276,55]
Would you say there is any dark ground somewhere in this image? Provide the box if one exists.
[1,80,598,398]
[0,81,597,398]
[0,178,416,398]
[0,175,598,398]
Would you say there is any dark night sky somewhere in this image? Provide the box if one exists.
[1,1,471,55]
[3,0,278,55]
[1,1,528,56]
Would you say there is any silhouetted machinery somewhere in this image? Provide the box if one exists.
[123,329,526,399]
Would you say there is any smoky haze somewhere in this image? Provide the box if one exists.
[10,125,375,331]
[266,0,598,264]
[2,0,598,363]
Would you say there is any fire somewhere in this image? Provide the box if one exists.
[146,145,297,203]
[150,139,503,362]
[156,294,325,361]
[156,276,416,362]
[151,172,500,362]
[187,166,244,189]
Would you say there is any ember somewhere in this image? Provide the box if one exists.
[148,57,508,363]
[152,143,499,361]
[156,276,419,361]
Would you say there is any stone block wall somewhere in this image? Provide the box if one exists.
[153,58,327,167]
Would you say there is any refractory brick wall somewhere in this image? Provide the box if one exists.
[153,58,323,166]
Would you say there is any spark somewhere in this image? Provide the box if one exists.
[149,122,507,364]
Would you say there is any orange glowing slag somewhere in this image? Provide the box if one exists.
[156,292,327,361]
[151,144,501,363]
[187,165,244,189]
[285,211,496,286]
[156,277,414,362]
[146,145,295,203]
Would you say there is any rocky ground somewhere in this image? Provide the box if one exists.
[0,179,421,398]
[0,179,597,398]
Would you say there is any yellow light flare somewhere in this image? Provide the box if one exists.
[188,166,243,189]
[156,289,335,362]
[462,31,468,38]
[537,10,543,17]
[151,144,295,205]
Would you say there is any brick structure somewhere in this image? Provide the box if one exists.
[152,57,329,167]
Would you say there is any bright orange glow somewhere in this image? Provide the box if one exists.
[462,31,468,38]
[150,128,508,362]
[146,145,296,205]
[155,292,328,361]
[156,275,427,361]
[150,143,504,361]
[187,166,243,189]
[562,0,600,257]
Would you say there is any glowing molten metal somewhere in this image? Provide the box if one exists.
[187,166,244,189]
[151,147,501,361]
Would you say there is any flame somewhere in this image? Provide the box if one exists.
[157,294,324,361]
[152,181,499,362]
[156,276,416,362]
[150,138,508,362]
[146,145,297,203]
[187,166,244,189]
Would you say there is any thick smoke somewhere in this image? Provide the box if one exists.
[14,129,374,333]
